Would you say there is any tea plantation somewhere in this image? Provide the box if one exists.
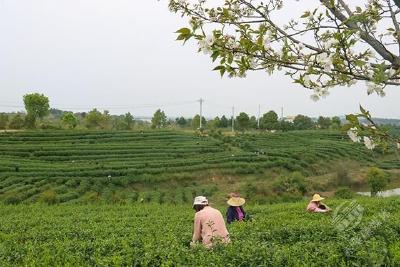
[0,130,376,204]
[0,198,399,266]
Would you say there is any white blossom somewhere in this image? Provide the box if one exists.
[263,30,273,50]
[225,35,238,49]
[249,59,257,69]
[397,142,400,149]
[177,0,187,5]
[316,53,333,72]
[205,35,215,46]
[303,75,311,87]
[324,38,339,49]
[347,127,361,143]
[366,82,385,97]
[276,49,284,58]
[198,35,215,55]
[387,68,396,78]
[310,94,320,101]
[263,38,271,50]
[363,136,376,150]
[347,80,357,87]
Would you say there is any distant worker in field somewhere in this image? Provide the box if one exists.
[226,193,247,224]
[191,196,230,248]
[306,193,332,213]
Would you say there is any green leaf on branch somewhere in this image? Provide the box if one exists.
[175,28,192,43]
[359,105,371,119]
[213,65,226,77]
[301,11,310,18]
[211,51,219,62]
[346,114,360,125]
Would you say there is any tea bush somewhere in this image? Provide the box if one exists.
[0,198,399,266]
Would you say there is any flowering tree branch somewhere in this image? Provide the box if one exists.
[169,0,400,150]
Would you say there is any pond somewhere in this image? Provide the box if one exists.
[357,188,400,197]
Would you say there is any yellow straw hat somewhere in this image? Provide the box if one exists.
[227,197,246,207]
[311,194,325,202]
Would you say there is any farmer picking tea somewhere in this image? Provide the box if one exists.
[226,193,247,224]
[191,196,230,248]
[306,194,332,213]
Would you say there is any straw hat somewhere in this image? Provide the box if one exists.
[311,194,325,202]
[227,196,246,207]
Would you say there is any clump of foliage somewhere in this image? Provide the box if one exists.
[366,167,390,196]
[334,187,355,199]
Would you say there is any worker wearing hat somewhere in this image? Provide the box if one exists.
[306,193,332,213]
[191,196,230,248]
[226,193,247,224]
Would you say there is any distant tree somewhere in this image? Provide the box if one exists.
[236,112,250,131]
[331,116,342,130]
[249,116,257,129]
[151,109,167,129]
[176,116,188,127]
[85,109,106,129]
[219,115,229,128]
[317,116,332,129]
[61,112,78,129]
[124,112,135,130]
[102,110,112,129]
[0,113,9,129]
[23,93,50,128]
[366,167,390,197]
[49,108,64,118]
[191,114,206,129]
[261,111,278,130]
[293,115,314,130]
[279,120,294,132]
[8,114,25,129]
[112,116,126,130]
[208,116,221,129]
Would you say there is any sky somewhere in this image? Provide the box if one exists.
[0,0,399,119]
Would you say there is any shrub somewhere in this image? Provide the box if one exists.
[334,187,355,199]
[366,167,390,196]
[40,190,58,205]
[81,191,101,203]
[3,192,23,204]
[272,172,308,195]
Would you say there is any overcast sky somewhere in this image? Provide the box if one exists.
[0,0,399,118]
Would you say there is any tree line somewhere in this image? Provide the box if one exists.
[0,93,342,131]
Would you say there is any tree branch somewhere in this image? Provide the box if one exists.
[321,0,400,69]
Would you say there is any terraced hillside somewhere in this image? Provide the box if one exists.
[0,130,374,203]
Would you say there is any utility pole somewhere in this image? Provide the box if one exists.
[231,106,235,133]
[257,104,261,129]
[281,107,284,120]
[199,98,204,129]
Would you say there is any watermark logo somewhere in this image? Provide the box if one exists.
[332,200,364,231]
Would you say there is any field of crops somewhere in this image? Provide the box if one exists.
[0,198,399,266]
[0,130,374,204]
